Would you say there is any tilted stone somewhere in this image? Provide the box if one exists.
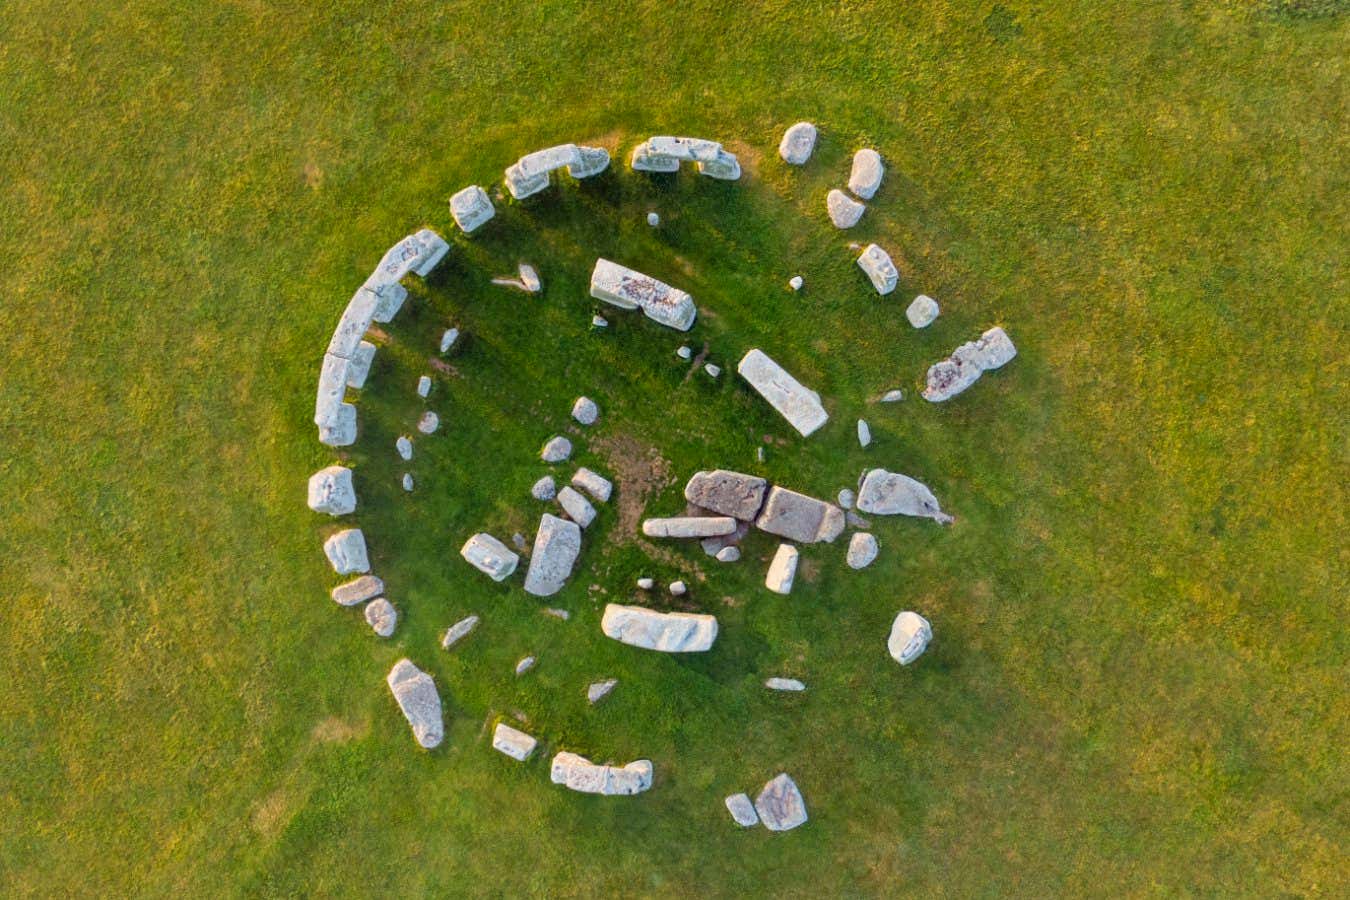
[923,327,1017,402]
[765,543,800,595]
[492,723,537,761]
[386,658,443,749]
[737,349,829,438]
[589,258,697,331]
[557,486,596,529]
[683,469,769,520]
[827,188,865,228]
[856,469,952,524]
[726,793,760,827]
[888,611,932,665]
[856,243,898,295]
[642,517,737,539]
[755,486,845,543]
[307,465,357,516]
[571,467,612,503]
[331,575,383,607]
[846,532,879,569]
[601,604,718,652]
[460,533,520,582]
[442,614,480,649]
[779,121,818,165]
[323,528,369,575]
[365,598,397,637]
[523,514,582,597]
[906,294,940,328]
[848,148,884,199]
[755,773,808,831]
[449,184,495,233]
[550,752,652,795]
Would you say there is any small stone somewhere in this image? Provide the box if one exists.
[880,389,904,403]
[442,615,479,648]
[765,544,799,595]
[396,435,413,460]
[515,655,536,676]
[778,121,818,165]
[907,294,940,328]
[543,607,570,621]
[571,396,599,426]
[755,773,808,831]
[587,679,618,704]
[888,611,932,665]
[541,435,572,463]
[331,575,383,607]
[401,473,414,492]
[676,345,693,360]
[439,327,459,353]
[591,314,608,328]
[417,411,440,434]
[492,723,538,761]
[757,446,766,463]
[726,792,760,827]
[532,476,557,501]
[460,533,520,581]
[307,465,357,516]
[837,489,856,509]
[518,263,541,293]
[636,577,655,590]
[416,375,432,398]
[715,546,740,563]
[364,598,397,637]
[511,532,526,549]
[557,486,597,528]
[857,419,872,448]
[323,529,369,575]
[847,532,879,570]
[765,677,806,692]
[571,467,613,502]
[788,275,804,291]
[647,211,660,226]
[827,188,865,228]
[669,580,687,596]
[386,659,443,749]
[704,363,721,378]
[848,148,885,200]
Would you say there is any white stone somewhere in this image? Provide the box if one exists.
[317,402,358,447]
[857,419,872,447]
[778,122,817,165]
[880,389,904,403]
[755,773,808,831]
[543,607,570,620]
[541,435,572,463]
[601,604,718,652]
[307,465,356,516]
[788,275,804,291]
[557,486,596,528]
[386,658,443,749]
[857,469,953,524]
[515,655,536,676]
[755,486,845,543]
[365,231,448,305]
[571,467,612,503]
[572,396,599,425]
[461,533,520,581]
[550,752,652,795]
[642,517,737,539]
[531,476,557,501]
[523,514,582,597]
[636,577,654,590]
[857,244,898,295]
[668,580,687,596]
[765,544,799,595]
[442,614,480,649]
[417,411,440,434]
[647,211,660,227]
[923,327,1017,402]
[906,294,940,328]
[837,488,856,509]
[848,148,884,200]
[323,529,369,575]
[365,598,397,637]
[631,135,740,180]
[416,375,431,398]
[589,258,697,331]
[369,281,409,325]
[401,473,414,492]
[587,679,618,704]
[396,435,413,460]
[504,143,610,200]
[726,793,760,827]
[715,546,740,563]
[492,723,537,761]
[677,345,692,360]
[827,189,865,228]
[765,677,806,692]
[591,315,608,328]
[518,263,541,293]
[327,287,379,359]
[314,353,352,427]
[345,341,376,389]
[888,611,932,665]
[331,575,383,607]
[439,327,459,353]
[704,363,721,378]
[449,184,495,233]
[737,349,829,438]
[847,532,879,569]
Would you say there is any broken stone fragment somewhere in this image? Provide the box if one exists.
[323,528,369,575]
[856,469,952,524]
[523,514,582,597]
[307,465,357,516]
[331,574,383,607]
[726,792,760,827]
[601,604,718,652]
[848,148,884,200]
[906,294,940,328]
[668,580,687,596]
[386,658,443,749]
[736,349,829,438]
[587,679,618,704]
[518,263,541,293]
[827,188,865,228]
[550,752,652,795]
[531,476,557,501]
[557,486,597,528]
[460,533,520,582]
[715,546,740,563]
[755,486,845,543]
[542,607,570,621]
[856,243,898,295]
[765,677,806,692]
[571,467,612,503]
[449,184,495,233]
[755,773,808,831]
[778,121,818,165]
[857,419,872,448]
[442,614,479,649]
[922,327,1017,402]
[396,435,413,460]
[676,345,692,360]
[571,396,599,425]
[589,258,697,331]
[846,532,879,570]
[888,611,932,665]
[880,389,904,403]
[789,275,804,291]
[365,598,397,637]
[492,723,537,761]
[636,577,654,590]
[417,411,440,434]
[417,375,431,398]
[515,655,536,676]
[541,435,572,463]
[765,544,800,595]
[439,327,459,353]
[837,488,856,509]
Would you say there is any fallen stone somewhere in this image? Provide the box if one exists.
[684,469,769,520]
[676,345,692,360]
[848,148,884,200]
[755,486,845,543]
[737,349,829,438]
[308,465,357,516]
[332,575,383,607]
[601,604,718,652]
[857,419,872,448]
[461,533,520,581]
[589,258,697,331]
[847,532,879,569]
[439,327,459,353]
[888,611,932,665]
[327,286,380,360]
[323,529,369,575]
[765,544,800,595]
[386,658,443,749]
[587,679,618,704]
[907,294,940,328]
[417,375,431,398]
[541,435,573,463]
[532,476,557,501]
[571,467,612,503]
[715,546,740,563]
[571,396,599,425]
[788,275,804,291]
[699,518,751,557]
[365,598,397,637]
[543,607,570,621]
[765,677,806,692]
[726,792,760,827]
[880,389,904,403]
[631,135,741,180]
[846,510,872,530]
[401,473,414,492]
[856,469,953,524]
[923,327,1018,402]
[557,486,597,528]
[515,655,536,676]
[591,315,608,328]
[837,488,856,509]
[778,121,818,165]
[518,263,541,293]
[642,516,737,539]
[396,435,413,460]
[857,243,898,295]
[636,577,655,590]
[755,773,808,831]
[492,723,537,761]
[523,514,582,597]
[442,615,480,649]
[827,188,865,228]
[417,411,439,434]
[550,752,652,795]
[449,184,495,233]
[345,341,377,389]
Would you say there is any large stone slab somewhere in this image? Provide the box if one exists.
[550,752,653,795]
[386,658,443,749]
[601,604,718,652]
[755,773,808,831]
[460,533,519,581]
[765,543,800,595]
[888,611,932,665]
[523,514,582,597]
[314,353,352,427]
[323,528,369,574]
[331,574,383,607]
[857,243,898,295]
[557,486,597,528]
[754,486,845,543]
[737,349,829,438]
[848,148,885,199]
[503,143,610,199]
[492,723,538,761]
[631,136,741,179]
[641,517,737,539]
[449,184,495,233]
[367,229,449,291]
[827,189,865,228]
[307,465,357,516]
[778,122,817,165]
[571,467,612,503]
[327,287,380,360]
[856,469,953,524]
[589,258,697,331]
[922,327,1017,402]
[683,470,768,520]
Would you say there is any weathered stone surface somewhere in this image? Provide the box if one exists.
[601,604,718,652]
[318,402,357,447]
[323,529,369,574]
[700,518,751,557]
[848,148,885,199]
[587,679,618,704]
[416,375,431,398]
[386,658,443,749]
[631,135,740,180]
[837,488,856,509]
[369,281,409,325]
[439,327,459,353]
[518,263,541,293]
[779,121,818,165]
[715,546,740,563]
[396,435,413,460]
[515,655,536,676]
[449,184,495,233]
[765,543,800,595]
[541,435,572,463]
[726,793,760,827]
[442,614,479,649]
[571,467,612,503]
[765,677,806,692]
[857,419,872,448]
[401,473,414,492]
[315,353,352,427]
[589,258,697,331]
[880,389,904,403]
[923,327,1018,402]
[460,533,520,581]
[888,611,932,665]
[847,532,879,569]
[523,514,582,597]
[332,575,383,607]
[571,396,599,425]
[857,243,898,295]
[755,486,845,543]
[308,465,357,516]
[327,287,380,360]
[532,476,557,501]
[492,723,537,761]
[368,229,450,288]
[365,598,397,637]
[503,143,610,200]
[906,294,940,328]
[857,469,953,524]
[643,516,737,539]
[345,341,377,389]
[755,773,808,831]
[550,752,652,795]
[417,411,440,434]
[737,349,829,438]
[557,486,596,528]
[827,189,865,228]
[683,469,769,521]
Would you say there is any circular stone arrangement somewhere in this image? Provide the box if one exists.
[306,127,1018,827]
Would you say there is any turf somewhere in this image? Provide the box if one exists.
[1,1,1346,896]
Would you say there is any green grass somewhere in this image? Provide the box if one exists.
[1,1,1346,896]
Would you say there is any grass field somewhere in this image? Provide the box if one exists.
[1,1,1346,896]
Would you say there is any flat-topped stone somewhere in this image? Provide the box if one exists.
[847,532,879,569]
[308,465,356,516]
[460,533,520,581]
[779,122,818,165]
[827,188,865,228]
[541,435,573,463]
[848,148,884,199]
[857,243,898,295]
[684,469,768,520]
[737,349,829,438]
[332,574,383,607]
[571,467,612,503]
[557,486,596,528]
[386,659,442,749]
[755,486,845,543]
[888,611,932,665]
[523,514,582,597]
[550,752,652,795]
[726,792,760,827]
[755,773,808,831]
[856,469,953,524]
[765,543,800,595]
[589,258,697,331]
[318,402,357,447]
[907,294,940,328]
[449,184,495,233]
[442,614,479,649]
[492,723,538,761]
[367,228,449,292]
[601,604,718,652]
[323,528,369,575]
[369,281,409,324]
[365,598,397,637]
[923,326,1018,402]
[642,516,737,539]
[531,476,557,501]
[504,143,611,200]
[571,396,599,425]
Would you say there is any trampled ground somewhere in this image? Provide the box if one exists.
[1,1,1345,896]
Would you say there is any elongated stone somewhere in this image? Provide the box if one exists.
[856,469,952,524]
[857,244,898,295]
[571,467,612,503]
[765,543,799,595]
[557,486,596,528]
[460,533,519,581]
[848,148,884,200]
[683,470,768,520]
[492,723,537,761]
[523,514,581,597]
[442,614,479,649]
[386,658,443,749]
[726,792,760,827]
[550,752,652,795]
[642,517,737,539]
[601,604,718,652]
[922,327,1017,402]
[755,486,845,543]
[331,574,383,607]
[737,349,829,438]
[589,258,697,331]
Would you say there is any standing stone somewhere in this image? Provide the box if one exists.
[827,189,865,228]
[557,486,597,528]
[778,121,818,165]
[523,514,582,597]
[668,580,687,596]
[449,184,495,233]
[587,679,618,704]
[401,473,414,492]
[345,341,377,389]
[647,211,660,227]
[765,677,807,692]
[636,577,655,590]
[880,389,904,403]
[417,411,440,434]
[765,544,800,595]
[571,396,599,425]
[601,604,719,652]
[857,469,953,524]
[846,532,879,569]
[848,148,885,200]
[518,263,541,293]
[331,575,383,606]
[492,723,537,761]
[531,476,557,501]
[541,436,573,463]
[365,598,397,637]
[386,658,443,749]
[589,258,698,331]
[307,465,357,516]
[755,486,845,543]
[515,655,536,676]
[923,327,1018,402]
[323,529,369,575]
[642,517,737,539]
[906,294,940,328]
[736,349,829,438]
[317,402,357,448]
[369,281,409,325]
[856,244,899,295]
[442,614,480,649]
[460,533,520,581]
[676,345,693,360]
[857,419,872,448]
[550,752,653,796]
[755,773,808,831]
[726,793,760,827]
[571,467,613,502]
[416,375,431,398]
[715,546,740,563]
[888,611,933,665]
[789,275,804,291]
[396,435,413,460]
[439,327,460,353]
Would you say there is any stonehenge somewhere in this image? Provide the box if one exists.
[503,143,611,200]
[923,326,1018,402]
[589,258,698,331]
[737,349,829,437]
[630,135,741,180]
